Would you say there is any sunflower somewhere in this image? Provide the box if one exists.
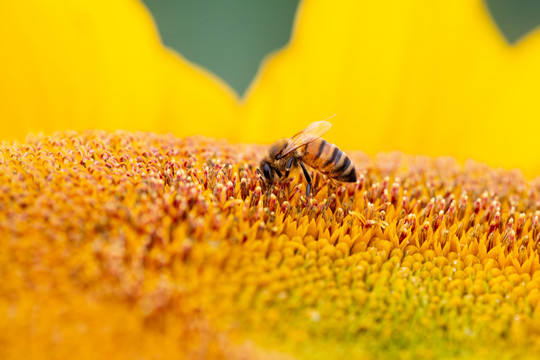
[1,1,540,359]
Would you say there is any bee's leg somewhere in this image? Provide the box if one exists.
[284,157,295,178]
[327,176,338,187]
[299,161,312,198]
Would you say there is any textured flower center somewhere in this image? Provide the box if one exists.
[1,131,540,359]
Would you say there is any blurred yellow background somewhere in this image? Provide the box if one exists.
[0,0,539,175]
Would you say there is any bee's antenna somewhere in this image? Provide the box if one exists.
[322,114,337,122]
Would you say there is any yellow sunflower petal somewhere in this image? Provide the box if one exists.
[0,0,238,141]
[244,0,540,175]
[2,0,539,175]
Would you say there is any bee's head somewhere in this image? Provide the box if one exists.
[258,140,287,184]
[257,161,275,184]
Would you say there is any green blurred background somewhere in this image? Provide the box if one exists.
[141,0,540,97]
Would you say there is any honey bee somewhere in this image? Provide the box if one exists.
[258,119,357,197]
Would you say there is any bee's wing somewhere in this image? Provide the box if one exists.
[278,120,332,158]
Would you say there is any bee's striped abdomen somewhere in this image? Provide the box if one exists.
[302,138,357,183]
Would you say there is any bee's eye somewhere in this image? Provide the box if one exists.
[263,163,272,180]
